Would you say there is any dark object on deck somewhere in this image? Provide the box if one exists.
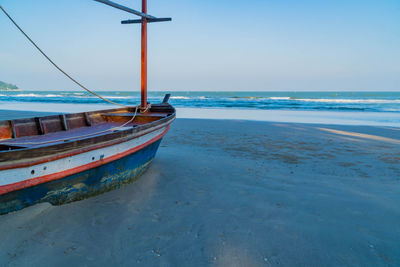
[163,94,171,104]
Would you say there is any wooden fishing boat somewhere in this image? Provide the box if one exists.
[0,102,175,214]
[0,0,174,214]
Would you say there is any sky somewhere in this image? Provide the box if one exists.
[0,0,399,91]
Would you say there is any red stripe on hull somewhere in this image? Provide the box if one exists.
[0,123,171,171]
[0,126,169,196]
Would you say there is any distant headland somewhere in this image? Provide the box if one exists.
[0,81,21,91]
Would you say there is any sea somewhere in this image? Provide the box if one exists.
[1,91,400,127]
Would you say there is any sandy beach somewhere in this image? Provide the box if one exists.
[0,111,399,266]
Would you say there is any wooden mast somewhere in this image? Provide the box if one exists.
[93,0,171,111]
[141,0,148,111]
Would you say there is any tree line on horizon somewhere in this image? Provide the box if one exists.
[0,81,19,90]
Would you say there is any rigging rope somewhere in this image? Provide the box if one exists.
[0,4,126,107]
[0,5,157,145]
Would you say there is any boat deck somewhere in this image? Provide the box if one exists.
[0,122,128,148]
[0,111,170,149]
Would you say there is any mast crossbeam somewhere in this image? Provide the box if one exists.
[121,18,172,24]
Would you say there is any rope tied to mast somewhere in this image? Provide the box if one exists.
[0,4,127,108]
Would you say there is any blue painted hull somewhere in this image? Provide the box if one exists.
[0,139,162,215]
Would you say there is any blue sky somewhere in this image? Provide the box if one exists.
[0,0,399,91]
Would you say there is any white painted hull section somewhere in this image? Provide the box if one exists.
[0,126,167,187]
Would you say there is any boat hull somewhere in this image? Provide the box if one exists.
[0,138,162,215]
[0,103,175,215]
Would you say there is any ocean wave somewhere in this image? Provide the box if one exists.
[44,94,63,97]
[231,96,268,100]
[268,97,292,100]
[293,98,400,104]
[170,96,191,100]
[223,96,400,104]
[100,96,133,99]
[13,93,64,98]
[14,93,42,97]
[9,93,135,100]
[228,97,293,101]
[382,108,400,112]
[162,96,213,100]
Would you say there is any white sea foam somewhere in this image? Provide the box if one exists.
[268,97,292,100]
[12,93,133,99]
[228,97,269,101]
[228,97,290,101]
[101,96,133,99]
[293,98,400,104]
[44,94,63,97]
[170,96,191,100]
[14,93,63,98]
[227,97,400,104]
[14,93,41,97]
[383,108,400,112]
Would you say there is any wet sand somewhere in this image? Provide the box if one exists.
[0,111,399,266]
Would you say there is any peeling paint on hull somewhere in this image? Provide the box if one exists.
[0,139,162,215]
